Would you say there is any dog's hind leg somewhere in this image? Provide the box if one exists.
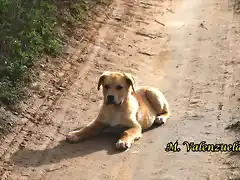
[154,107,170,126]
[145,88,170,126]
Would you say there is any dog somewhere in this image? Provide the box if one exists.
[66,71,170,150]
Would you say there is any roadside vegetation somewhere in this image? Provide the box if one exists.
[0,0,111,106]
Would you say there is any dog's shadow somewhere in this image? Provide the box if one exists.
[9,125,160,168]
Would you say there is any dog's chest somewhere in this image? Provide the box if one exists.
[108,112,121,127]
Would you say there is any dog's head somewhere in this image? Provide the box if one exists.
[97,71,135,105]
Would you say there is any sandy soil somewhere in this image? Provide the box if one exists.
[1,0,240,179]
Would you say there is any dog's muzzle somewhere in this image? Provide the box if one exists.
[106,95,123,106]
[107,95,115,105]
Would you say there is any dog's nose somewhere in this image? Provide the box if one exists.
[107,95,115,104]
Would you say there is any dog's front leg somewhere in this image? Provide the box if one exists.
[66,119,107,143]
[116,124,142,150]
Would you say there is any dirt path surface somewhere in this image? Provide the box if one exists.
[1,0,240,179]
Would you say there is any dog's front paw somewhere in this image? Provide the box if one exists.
[66,132,80,143]
[116,139,132,150]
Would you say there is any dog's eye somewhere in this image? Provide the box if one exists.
[104,85,110,89]
[116,85,123,90]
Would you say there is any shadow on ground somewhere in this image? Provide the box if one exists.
[9,125,160,168]
[9,133,120,168]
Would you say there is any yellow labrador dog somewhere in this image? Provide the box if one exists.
[66,71,170,150]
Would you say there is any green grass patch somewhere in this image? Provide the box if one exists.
[0,0,111,106]
[0,0,60,105]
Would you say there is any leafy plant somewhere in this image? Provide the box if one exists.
[0,0,112,105]
[0,0,60,104]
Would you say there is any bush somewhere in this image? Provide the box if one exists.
[0,0,60,105]
[0,0,111,105]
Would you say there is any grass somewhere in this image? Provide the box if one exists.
[0,0,111,106]
[0,0,59,105]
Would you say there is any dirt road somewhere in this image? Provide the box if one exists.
[1,0,240,179]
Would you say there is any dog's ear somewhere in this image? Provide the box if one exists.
[97,71,109,90]
[124,73,135,92]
